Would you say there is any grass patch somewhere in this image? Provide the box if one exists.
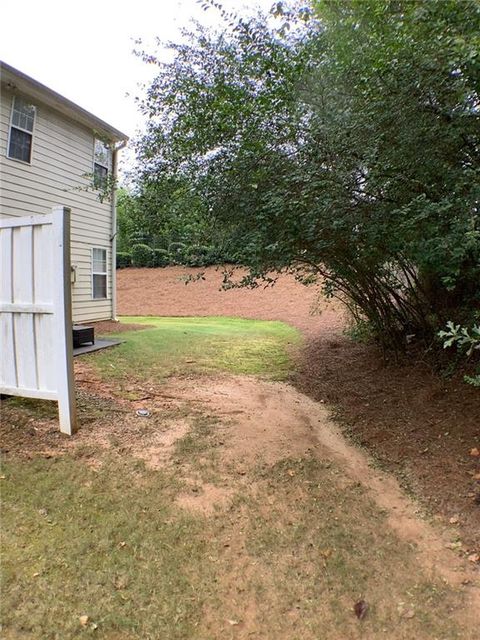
[1,457,214,640]
[1,452,472,639]
[93,316,300,381]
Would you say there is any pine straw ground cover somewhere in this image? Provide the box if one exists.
[1,317,479,639]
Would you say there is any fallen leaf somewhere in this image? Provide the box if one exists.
[469,447,479,457]
[33,572,40,578]
[227,619,240,626]
[79,615,89,626]
[353,600,368,620]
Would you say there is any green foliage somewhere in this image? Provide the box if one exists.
[131,243,155,268]
[135,0,480,349]
[116,252,132,269]
[184,244,213,267]
[168,242,187,264]
[153,248,170,267]
[439,321,480,386]
[116,188,138,252]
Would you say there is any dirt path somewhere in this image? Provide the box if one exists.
[175,375,480,594]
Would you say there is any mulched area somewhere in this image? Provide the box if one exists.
[117,267,480,552]
[89,319,152,334]
[294,336,480,553]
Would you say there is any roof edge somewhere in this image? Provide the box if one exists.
[0,61,129,143]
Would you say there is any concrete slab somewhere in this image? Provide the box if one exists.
[73,338,122,357]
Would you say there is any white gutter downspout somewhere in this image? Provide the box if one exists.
[111,140,127,321]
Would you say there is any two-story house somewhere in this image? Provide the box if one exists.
[0,61,128,323]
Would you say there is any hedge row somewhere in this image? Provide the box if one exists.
[116,243,236,268]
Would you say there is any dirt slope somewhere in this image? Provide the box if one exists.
[117,266,343,335]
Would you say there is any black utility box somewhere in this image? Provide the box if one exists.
[73,325,95,349]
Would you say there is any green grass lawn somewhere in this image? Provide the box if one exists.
[94,316,300,381]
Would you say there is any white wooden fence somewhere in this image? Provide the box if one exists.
[0,206,77,434]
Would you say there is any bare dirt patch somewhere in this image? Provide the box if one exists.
[89,319,153,334]
[178,375,480,595]
[176,483,234,515]
[170,374,318,467]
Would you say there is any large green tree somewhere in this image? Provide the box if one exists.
[135,0,480,348]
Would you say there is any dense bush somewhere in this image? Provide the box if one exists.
[168,242,187,264]
[131,243,155,268]
[116,252,132,269]
[184,245,212,267]
[153,248,170,267]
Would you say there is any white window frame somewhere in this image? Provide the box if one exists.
[93,138,111,190]
[91,247,108,300]
[7,96,36,164]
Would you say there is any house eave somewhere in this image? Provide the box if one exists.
[0,60,129,143]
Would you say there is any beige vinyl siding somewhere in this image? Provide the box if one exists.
[0,87,114,323]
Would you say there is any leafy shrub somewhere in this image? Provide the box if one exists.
[153,248,170,268]
[205,245,239,265]
[439,321,480,387]
[131,243,155,267]
[116,252,132,269]
[168,242,187,264]
[184,244,212,267]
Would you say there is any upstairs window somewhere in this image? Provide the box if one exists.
[93,139,111,189]
[92,248,107,299]
[8,97,36,163]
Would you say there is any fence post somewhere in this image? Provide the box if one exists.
[51,206,77,434]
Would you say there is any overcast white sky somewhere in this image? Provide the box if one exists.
[0,0,273,141]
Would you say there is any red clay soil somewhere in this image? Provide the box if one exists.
[115,267,480,552]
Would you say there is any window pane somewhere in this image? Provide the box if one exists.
[92,248,106,272]
[8,128,32,162]
[12,98,35,132]
[94,139,110,167]
[94,163,108,189]
[93,274,107,299]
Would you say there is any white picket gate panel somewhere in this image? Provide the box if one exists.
[0,206,77,434]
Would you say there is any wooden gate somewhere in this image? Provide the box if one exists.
[0,206,77,434]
